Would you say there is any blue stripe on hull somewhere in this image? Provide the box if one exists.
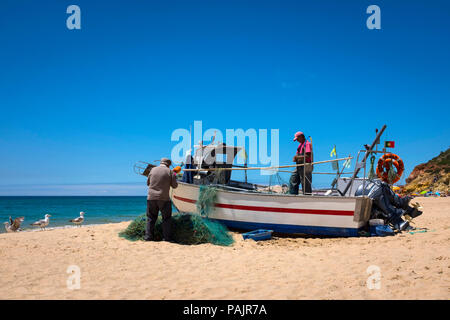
[211,218,361,237]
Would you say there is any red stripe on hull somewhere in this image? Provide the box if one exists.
[173,195,354,216]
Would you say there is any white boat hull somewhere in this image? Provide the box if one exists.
[171,182,372,237]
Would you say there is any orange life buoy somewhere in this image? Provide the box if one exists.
[376,153,404,184]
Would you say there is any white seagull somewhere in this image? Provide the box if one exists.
[31,214,51,230]
[69,211,85,227]
[4,222,13,233]
[9,216,25,232]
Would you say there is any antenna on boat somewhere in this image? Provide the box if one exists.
[189,123,193,157]
[341,124,387,196]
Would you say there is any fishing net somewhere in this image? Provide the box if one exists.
[212,168,228,185]
[388,161,397,184]
[119,212,234,246]
[268,172,289,194]
[196,185,218,217]
[120,185,233,246]
[368,155,377,180]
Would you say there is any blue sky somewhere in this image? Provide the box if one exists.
[0,0,449,195]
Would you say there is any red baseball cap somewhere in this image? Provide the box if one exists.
[293,131,304,141]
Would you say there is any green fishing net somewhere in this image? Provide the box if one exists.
[196,185,218,217]
[368,155,376,180]
[119,186,233,246]
[388,161,397,184]
[119,213,233,246]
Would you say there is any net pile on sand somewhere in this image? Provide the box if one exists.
[119,213,233,246]
[119,186,233,246]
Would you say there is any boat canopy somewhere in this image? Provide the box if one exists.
[191,143,242,185]
[193,143,242,167]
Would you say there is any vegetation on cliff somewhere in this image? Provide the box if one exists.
[404,147,450,194]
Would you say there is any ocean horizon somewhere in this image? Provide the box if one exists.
[0,196,147,233]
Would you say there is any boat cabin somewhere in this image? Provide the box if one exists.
[191,143,256,190]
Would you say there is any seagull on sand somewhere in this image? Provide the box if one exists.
[31,214,51,230]
[4,216,25,233]
[4,222,13,233]
[9,216,25,232]
[69,211,85,227]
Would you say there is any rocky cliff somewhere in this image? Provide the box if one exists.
[404,147,450,194]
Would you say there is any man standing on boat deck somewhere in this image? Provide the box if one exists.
[145,158,178,242]
[289,131,313,195]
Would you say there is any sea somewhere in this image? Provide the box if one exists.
[0,196,147,233]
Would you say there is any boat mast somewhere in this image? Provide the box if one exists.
[341,124,387,196]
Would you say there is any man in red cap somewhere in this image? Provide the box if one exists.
[289,131,313,195]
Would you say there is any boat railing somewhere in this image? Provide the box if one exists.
[351,149,387,195]
[342,125,387,196]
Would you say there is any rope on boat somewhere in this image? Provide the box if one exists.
[182,157,353,172]
[276,170,353,175]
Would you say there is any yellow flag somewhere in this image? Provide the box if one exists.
[330,146,337,157]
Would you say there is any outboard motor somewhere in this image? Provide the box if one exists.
[355,179,422,231]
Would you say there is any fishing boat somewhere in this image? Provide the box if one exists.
[171,182,372,236]
[136,126,389,237]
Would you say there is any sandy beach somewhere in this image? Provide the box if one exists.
[0,197,448,300]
